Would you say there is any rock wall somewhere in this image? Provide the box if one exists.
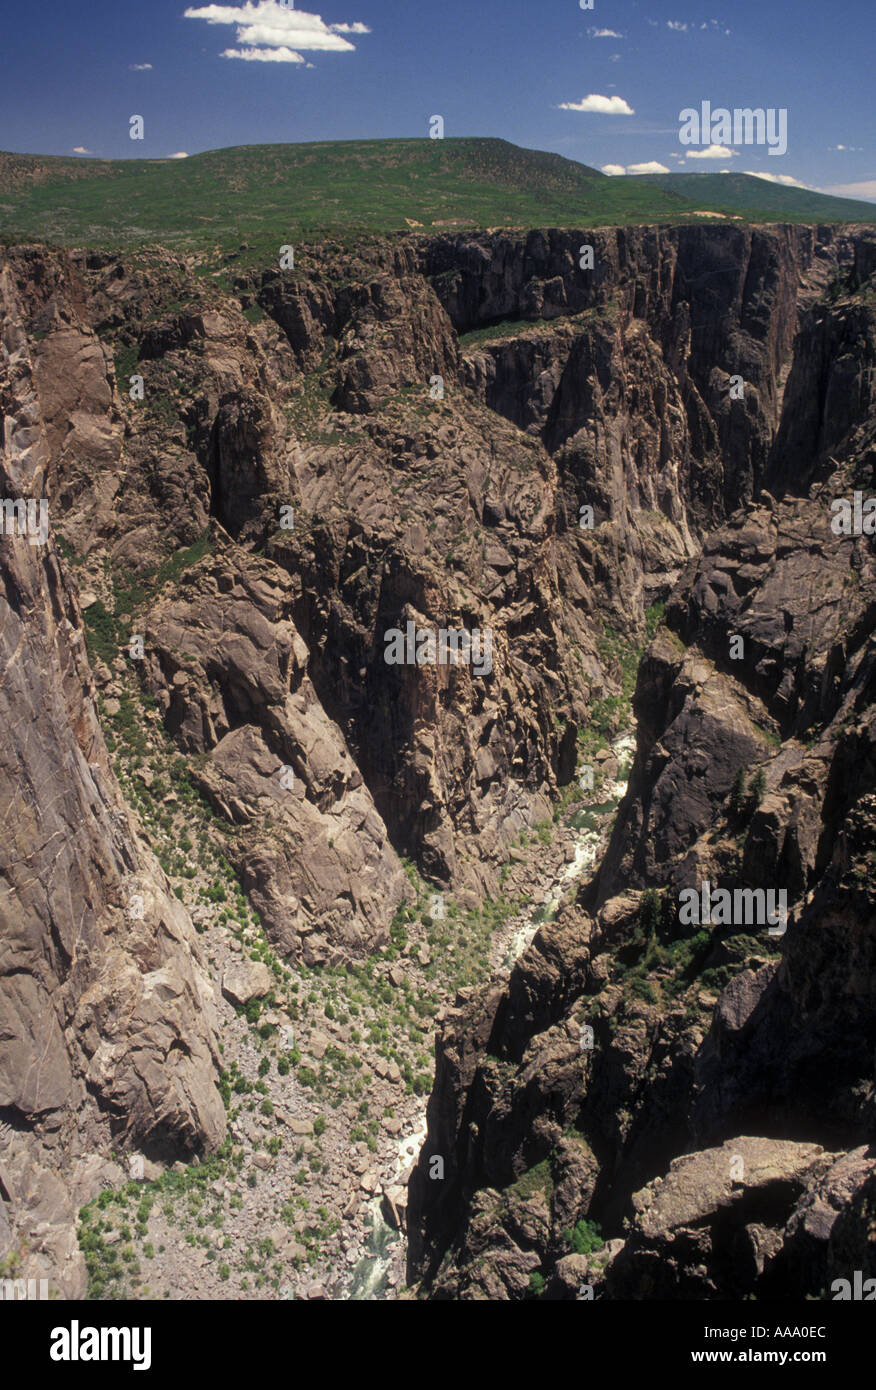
[407,229,876,1300]
[0,258,225,1296]
[20,226,859,913]
[3,222,875,1300]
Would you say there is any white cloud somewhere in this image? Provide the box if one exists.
[686,144,737,160]
[820,180,876,202]
[559,94,634,115]
[73,146,92,155]
[589,28,622,38]
[600,161,671,176]
[184,2,371,63]
[129,63,153,70]
[667,18,730,35]
[744,170,808,189]
[221,45,305,61]
[168,152,189,159]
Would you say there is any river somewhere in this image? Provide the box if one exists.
[345,729,635,1299]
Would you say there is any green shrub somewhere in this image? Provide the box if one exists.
[630,976,657,1004]
[644,602,665,641]
[565,1219,604,1256]
[83,599,124,666]
[638,889,661,934]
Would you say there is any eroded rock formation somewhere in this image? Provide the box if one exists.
[1,219,874,1299]
[0,259,225,1295]
[406,228,876,1300]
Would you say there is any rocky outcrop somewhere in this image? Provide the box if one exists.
[0,256,225,1296]
[407,237,876,1300]
[597,1137,876,1301]
[3,218,876,1302]
[143,540,407,961]
[604,1137,834,1299]
[11,226,866,909]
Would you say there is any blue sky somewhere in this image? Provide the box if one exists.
[2,0,874,200]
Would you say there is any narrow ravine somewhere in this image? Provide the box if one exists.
[344,729,636,1300]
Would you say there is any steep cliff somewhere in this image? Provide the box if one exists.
[26,224,858,914]
[2,219,874,1300]
[407,229,876,1300]
[0,258,225,1296]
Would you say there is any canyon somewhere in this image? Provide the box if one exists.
[0,218,874,1299]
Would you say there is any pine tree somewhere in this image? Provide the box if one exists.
[750,768,767,807]
[730,766,747,816]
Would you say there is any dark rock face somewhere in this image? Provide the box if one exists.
[768,297,876,497]
[407,231,876,1300]
[592,476,876,906]
[604,1137,835,1300]
[21,224,862,913]
[2,218,876,1302]
[692,793,876,1149]
[426,225,830,525]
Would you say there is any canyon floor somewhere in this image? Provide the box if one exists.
[72,695,633,1301]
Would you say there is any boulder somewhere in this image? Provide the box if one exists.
[221,960,273,1006]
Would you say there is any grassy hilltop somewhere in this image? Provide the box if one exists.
[0,137,872,255]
